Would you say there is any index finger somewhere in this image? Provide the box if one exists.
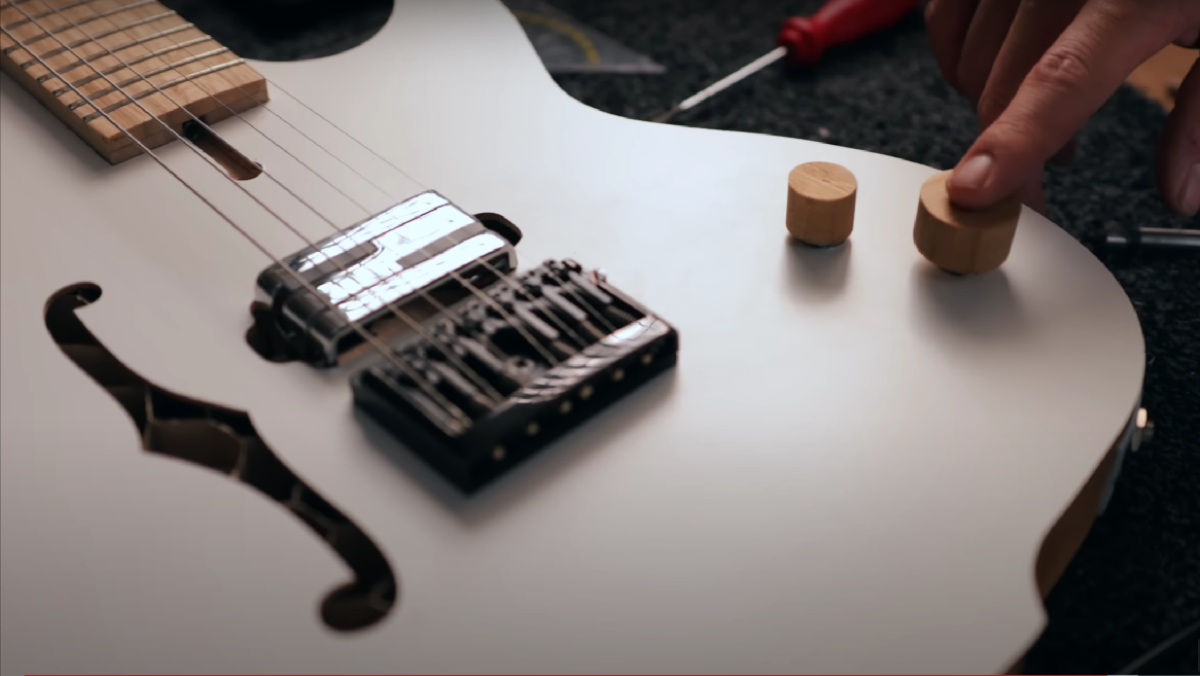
[945,0,1182,208]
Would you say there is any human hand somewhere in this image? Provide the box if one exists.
[925,0,1200,217]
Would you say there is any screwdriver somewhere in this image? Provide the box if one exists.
[653,0,925,123]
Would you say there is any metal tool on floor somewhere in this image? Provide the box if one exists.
[1090,221,1200,263]
[654,0,923,123]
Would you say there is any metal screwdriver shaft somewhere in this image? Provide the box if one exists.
[654,46,787,123]
[653,0,923,124]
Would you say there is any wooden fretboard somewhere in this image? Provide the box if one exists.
[0,0,267,163]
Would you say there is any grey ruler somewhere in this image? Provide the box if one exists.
[501,0,665,74]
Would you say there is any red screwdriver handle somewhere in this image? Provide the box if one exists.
[777,0,924,65]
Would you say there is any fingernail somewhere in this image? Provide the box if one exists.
[952,154,993,191]
[1180,163,1200,216]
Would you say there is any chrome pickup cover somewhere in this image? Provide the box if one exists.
[254,191,517,367]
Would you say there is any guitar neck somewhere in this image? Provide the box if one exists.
[0,0,266,163]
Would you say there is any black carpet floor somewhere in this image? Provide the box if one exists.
[171,1,1200,672]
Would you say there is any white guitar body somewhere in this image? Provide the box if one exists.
[0,1,1146,673]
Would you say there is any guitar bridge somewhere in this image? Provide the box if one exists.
[353,260,678,493]
[253,192,678,493]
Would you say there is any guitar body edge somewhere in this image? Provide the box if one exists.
[0,1,1145,673]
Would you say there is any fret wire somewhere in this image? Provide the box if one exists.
[80,57,242,120]
[0,5,474,426]
[64,46,229,105]
[11,0,155,51]
[42,34,211,86]
[25,22,193,72]
[19,9,175,61]
[2,0,96,30]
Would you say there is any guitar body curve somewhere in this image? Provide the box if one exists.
[0,0,1145,673]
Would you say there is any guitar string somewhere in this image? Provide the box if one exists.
[33,0,595,370]
[0,2,463,415]
[5,3,559,406]
[13,0,616,414]
[4,0,97,30]
[60,2,603,355]
[10,0,616,399]
[6,0,614,357]
[0,4,476,429]
[81,2,619,341]
[260,77,623,338]
[135,23,618,342]
[15,0,521,404]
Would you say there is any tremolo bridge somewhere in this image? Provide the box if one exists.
[253,192,678,492]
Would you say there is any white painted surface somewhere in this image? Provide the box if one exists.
[0,0,1144,673]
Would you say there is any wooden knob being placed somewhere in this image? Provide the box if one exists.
[786,161,857,246]
[913,170,1021,274]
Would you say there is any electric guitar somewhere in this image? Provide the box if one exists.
[0,0,1147,672]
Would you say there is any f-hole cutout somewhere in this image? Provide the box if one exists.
[44,283,396,631]
[183,119,262,180]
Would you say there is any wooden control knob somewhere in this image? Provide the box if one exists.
[786,162,857,246]
[913,170,1021,274]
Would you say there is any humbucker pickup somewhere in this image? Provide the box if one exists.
[253,191,678,493]
[253,192,519,367]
